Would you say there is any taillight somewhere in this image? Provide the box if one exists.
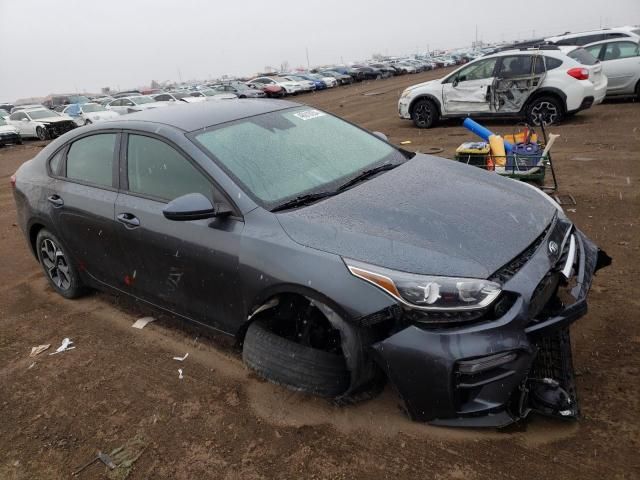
[10,174,16,188]
[567,67,589,80]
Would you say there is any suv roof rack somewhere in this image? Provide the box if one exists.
[488,41,559,54]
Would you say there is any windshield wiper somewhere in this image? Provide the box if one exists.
[271,191,337,212]
[337,163,398,192]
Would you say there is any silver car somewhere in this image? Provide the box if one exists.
[583,39,640,98]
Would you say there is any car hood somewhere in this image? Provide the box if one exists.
[33,116,74,123]
[277,154,557,279]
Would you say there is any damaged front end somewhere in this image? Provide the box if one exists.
[369,217,610,427]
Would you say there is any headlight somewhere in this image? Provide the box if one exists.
[344,259,501,311]
[400,89,412,99]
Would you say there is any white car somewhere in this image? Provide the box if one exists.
[62,103,120,126]
[580,39,640,98]
[546,25,640,46]
[398,47,608,128]
[7,107,77,140]
[193,89,238,101]
[282,76,316,92]
[106,95,168,115]
[247,77,303,95]
[0,117,22,145]
[151,92,208,104]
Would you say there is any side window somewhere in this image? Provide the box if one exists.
[66,134,116,187]
[110,100,122,107]
[603,42,639,60]
[498,55,534,77]
[126,134,214,202]
[48,149,65,176]
[9,112,25,121]
[454,57,498,82]
[123,99,134,106]
[155,94,169,101]
[544,57,563,70]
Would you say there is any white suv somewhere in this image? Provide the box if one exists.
[398,48,608,128]
[546,25,640,46]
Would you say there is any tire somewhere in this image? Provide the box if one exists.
[36,229,86,299]
[36,126,48,140]
[526,96,563,126]
[635,81,640,101]
[243,319,350,397]
[411,98,439,128]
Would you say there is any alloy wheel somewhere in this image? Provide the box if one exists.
[530,101,558,126]
[414,103,432,126]
[40,238,71,290]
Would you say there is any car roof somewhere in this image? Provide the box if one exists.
[101,98,299,132]
[546,25,640,41]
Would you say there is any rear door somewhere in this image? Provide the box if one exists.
[442,57,498,113]
[492,54,545,112]
[46,132,125,286]
[598,41,640,94]
[113,132,244,331]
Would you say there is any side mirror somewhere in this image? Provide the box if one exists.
[452,77,459,87]
[22,118,29,122]
[163,193,231,221]
[372,131,388,142]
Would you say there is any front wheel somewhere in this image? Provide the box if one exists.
[243,319,350,397]
[36,126,48,140]
[526,96,563,126]
[411,98,439,129]
[36,229,86,299]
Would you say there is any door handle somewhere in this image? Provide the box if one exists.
[117,213,140,228]
[47,194,64,207]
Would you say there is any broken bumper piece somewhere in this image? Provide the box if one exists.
[371,226,610,428]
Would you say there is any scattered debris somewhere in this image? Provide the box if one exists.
[400,140,412,145]
[131,317,156,329]
[178,368,184,379]
[49,338,75,355]
[72,451,116,476]
[29,344,50,357]
[173,353,189,362]
[27,362,35,370]
[107,436,146,480]
[567,208,577,213]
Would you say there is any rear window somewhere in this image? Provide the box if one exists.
[544,57,563,70]
[567,48,598,65]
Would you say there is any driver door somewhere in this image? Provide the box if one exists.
[442,57,498,113]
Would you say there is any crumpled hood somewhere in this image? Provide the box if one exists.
[277,154,556,279]
[36,117,74,124]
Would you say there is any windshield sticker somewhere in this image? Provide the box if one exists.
[293,109,326,120]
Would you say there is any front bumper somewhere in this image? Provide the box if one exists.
[371,222,610,427]
[398,98,411,119]
[0,132,21,145]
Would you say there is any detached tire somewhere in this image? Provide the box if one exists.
[411,98,439,128]
[243,319,350,397]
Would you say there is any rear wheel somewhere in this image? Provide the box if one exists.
[36,126,48,140]
[411,98,439,128]
[36,229,86,299]
[526,96,563,126]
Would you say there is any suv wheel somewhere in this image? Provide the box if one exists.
[243,319,350,397]
[36,229,86,299]
[411,98,439,128]
[527,96,563,126]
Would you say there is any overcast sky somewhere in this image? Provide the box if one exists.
[1,0,639,100]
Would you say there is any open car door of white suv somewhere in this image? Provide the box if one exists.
[441,57,498,113]
[491,54,546,112]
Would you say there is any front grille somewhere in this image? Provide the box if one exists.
[489,224,551,284]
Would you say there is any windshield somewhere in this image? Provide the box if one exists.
[82,103,106,112]
[131,96,155,104]
[28,109,60,119]
[69,95,90,104]
[193,107,403,209]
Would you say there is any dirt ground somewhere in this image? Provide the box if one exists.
[1,70,639,479]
